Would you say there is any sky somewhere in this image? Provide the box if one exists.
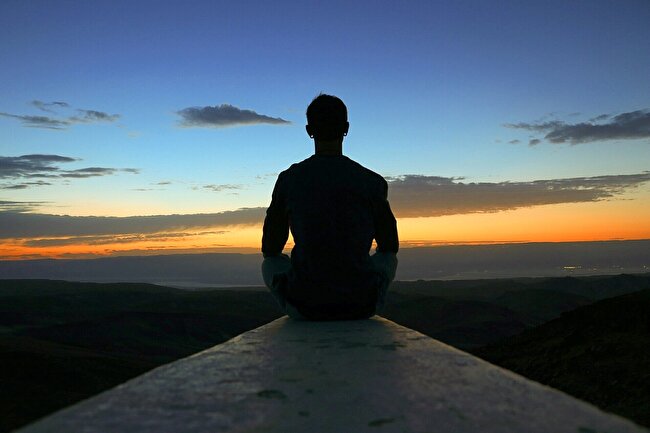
[1,0,649,259]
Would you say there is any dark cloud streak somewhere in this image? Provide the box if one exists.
[202,184,243,192]
[1,101,119,130]
[177,104,290,128]
[0,207,266,239]
[0,154,139,185]
[30,100,70,113]
[69,109,120,123]
[0,200,46,213]
[3,172,649,241]
[388,173,650,218]
[0,112,70,129]
[506,109,650,144]
[23,230,228,247]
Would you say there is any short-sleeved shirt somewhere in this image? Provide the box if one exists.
[262,154,398,319]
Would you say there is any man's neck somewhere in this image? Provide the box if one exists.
[314,139,343,156]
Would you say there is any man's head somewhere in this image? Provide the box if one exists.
[306,94,349,142]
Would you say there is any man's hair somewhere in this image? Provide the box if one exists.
[306,94,348,140]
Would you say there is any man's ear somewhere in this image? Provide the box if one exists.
[306,124,314,138]
[343,122,349,136]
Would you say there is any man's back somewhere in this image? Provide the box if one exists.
[262,154,398,319]
[261,93,398,320]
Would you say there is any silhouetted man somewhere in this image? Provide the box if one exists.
[262,94,398,320]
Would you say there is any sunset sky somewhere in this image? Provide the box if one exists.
[1,0,649,259]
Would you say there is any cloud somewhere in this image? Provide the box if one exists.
[589,114,610,122]
[1,181,51,190]
[4,172,649,242]
[0,154,77,178]
[0,200,46,213]
[508,139,521,144]
[0,207,266,239]
[0,112,70,129]
[387,173,650,218]
[255,172,278,180]
[529,138,541,146]
[1,102,120,130]
[505,109,650,144]
[155,181,172,185]
[0,154,139,183]
[177,104,290,128]
[59,167,120,178]
[69,109,120,123]
[30,100,69,113]
[22,230,228,247]
[202,184,243,192]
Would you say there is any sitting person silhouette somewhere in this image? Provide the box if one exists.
[261,94,399,320]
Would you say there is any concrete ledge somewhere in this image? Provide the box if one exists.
[17,316,646,433]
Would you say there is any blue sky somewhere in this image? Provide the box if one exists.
[1,0,649,257]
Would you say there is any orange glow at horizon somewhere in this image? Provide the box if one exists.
[2,198,649,260]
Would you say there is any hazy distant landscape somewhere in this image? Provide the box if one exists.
[1,240,648,286]
[1,273,649,431]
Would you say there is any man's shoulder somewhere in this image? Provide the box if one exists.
[279,155,387,187]
[277,157,312,179]
[346,157,387,185]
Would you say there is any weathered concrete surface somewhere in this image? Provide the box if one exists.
[17,316,646,433]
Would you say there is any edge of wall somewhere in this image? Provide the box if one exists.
[16,316,647,433]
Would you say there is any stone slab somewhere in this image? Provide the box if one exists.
[17,316,647,433]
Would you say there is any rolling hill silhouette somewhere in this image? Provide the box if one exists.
[474,288,650,427]
[1,274,648,431]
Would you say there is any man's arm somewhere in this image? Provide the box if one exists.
[261,174,290,257]
[373,178,399,253]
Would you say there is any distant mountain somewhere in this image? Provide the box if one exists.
[473,289,650,428]
[391,273,650,302]
[1,239,649,285]
[0,253,265,286]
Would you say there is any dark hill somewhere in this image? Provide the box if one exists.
[473,288,650,428]
[492,289,592,325]
[0,334,156,433]
[0,279,282,432]
[382,293,528,349]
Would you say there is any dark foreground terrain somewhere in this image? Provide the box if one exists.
[1,274,649,431]
[473,288,650,428]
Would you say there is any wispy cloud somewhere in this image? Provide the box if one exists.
[69,109,120,123]
[505,109,650,145]
[387,173,650,218]
[202,184,244,192]
[0,200,46,213]
[255,172,278,180]
[0,154,138,187]
[0,112,71,129]
[30,100,69,113]
[0,101,120,130]
[1,181,52,190]
[22,230,228,247]
[177,104,290,128]
[60,167,122,178]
